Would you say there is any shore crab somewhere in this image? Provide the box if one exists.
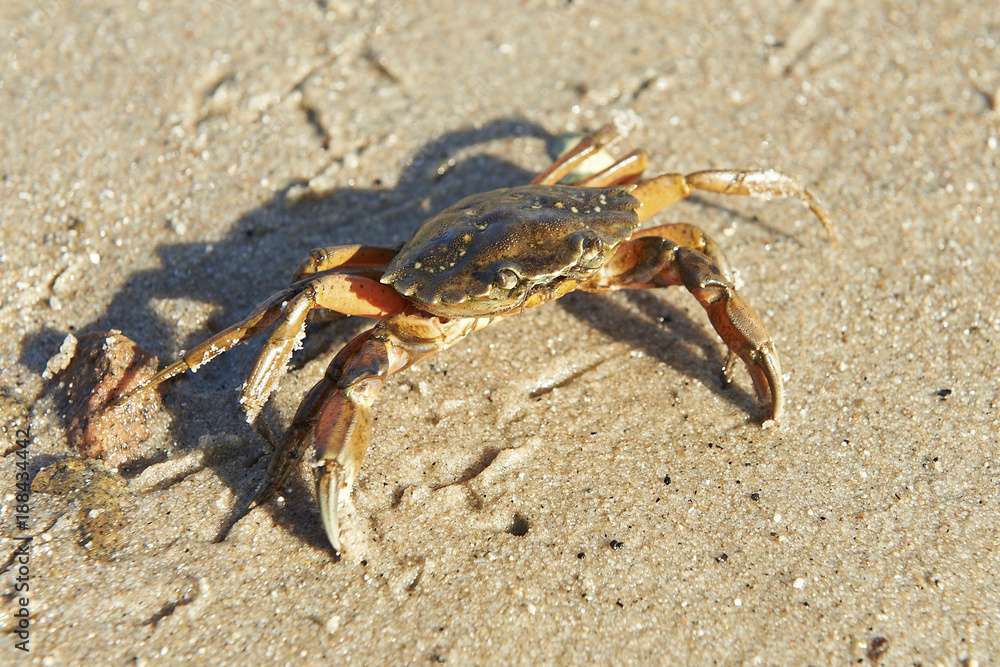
[111,125,833,552]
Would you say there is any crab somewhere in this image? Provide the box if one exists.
[112,125,833,553]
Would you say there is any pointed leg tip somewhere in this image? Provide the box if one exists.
[770,393,785,425]
[759,388,782,428]
[739,341,784,428]
[767,366,785,425]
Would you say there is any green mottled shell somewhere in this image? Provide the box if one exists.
[381,185,640,317]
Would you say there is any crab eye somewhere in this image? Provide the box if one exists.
[493,268,519,291]
[579,235,604,264]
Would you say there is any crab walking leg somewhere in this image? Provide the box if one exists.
[573,150,649,187]
[632,170,835,238]
[631,223,738,283]
[286,246,401,324]
[237,273,409,423]
[310,313,492,552]
[292,244,398,281]
[215,327,378,543]
[106,285,301,409]
[631,223,745,381]
[583,235,784,422]
[108,272,407,419]
[531,124,620,185]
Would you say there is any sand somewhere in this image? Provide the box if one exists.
[1,1,998,664]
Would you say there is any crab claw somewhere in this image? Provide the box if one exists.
[743,338,784,424]
[315,459,349,554]
[660,247,785,422]
[311,383,377,553]
[701,286,785,423]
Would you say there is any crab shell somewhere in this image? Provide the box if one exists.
[381,185,641,318]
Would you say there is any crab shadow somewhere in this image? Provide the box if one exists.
[26,118,756,551]
[557,290,759,415]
